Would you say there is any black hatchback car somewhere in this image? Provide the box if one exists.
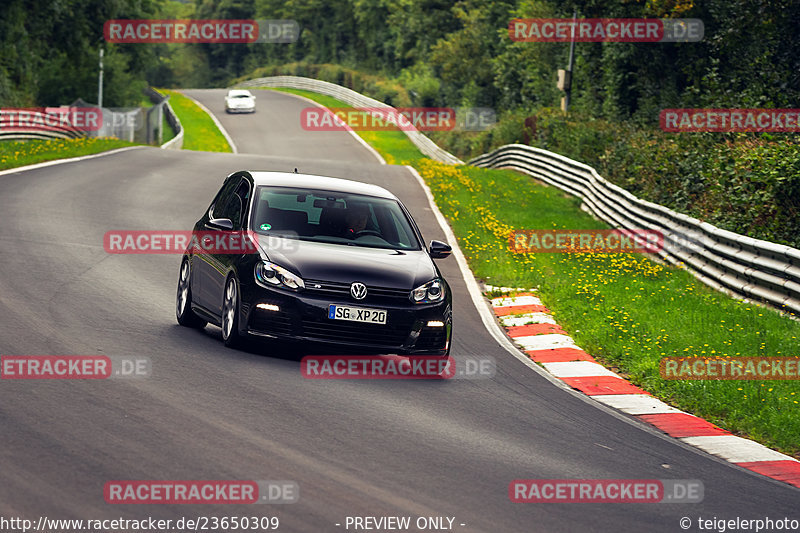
[176,170,453,356]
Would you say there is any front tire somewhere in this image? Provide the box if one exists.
[222,276,243,348]
[176,259,206,329]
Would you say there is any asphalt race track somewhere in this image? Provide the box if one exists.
[0,88,796,532]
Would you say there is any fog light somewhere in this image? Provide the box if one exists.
[427,320,444,327]
[257,303,280,312]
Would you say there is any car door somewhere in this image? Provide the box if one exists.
[193,176,239,312]
[199,177,251,318]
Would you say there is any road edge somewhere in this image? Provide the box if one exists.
[180,91,239,154]
[0,146,145,177]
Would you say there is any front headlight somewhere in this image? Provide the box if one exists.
[255,261,305,291]
[410,279,444,303]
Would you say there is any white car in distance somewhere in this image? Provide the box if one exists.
[225,89,256,113]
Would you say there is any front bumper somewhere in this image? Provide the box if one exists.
[226,104,255,113]
[240,284,452,355]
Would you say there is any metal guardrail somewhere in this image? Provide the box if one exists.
[1,101,160,145]
[233,76,463,165]
[161,98,183,150]
[468,144,800,315]
[0,90,181,148]
[0,110,85,141]
[145,87,183,150]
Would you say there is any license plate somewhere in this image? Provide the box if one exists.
[328,304,387,324]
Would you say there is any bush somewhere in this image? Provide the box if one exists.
[529,111,800,248]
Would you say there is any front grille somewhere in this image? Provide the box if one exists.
[304,279,410,304]
[248,310,293,337]
[301,315,413,347]
[415,327,447,350]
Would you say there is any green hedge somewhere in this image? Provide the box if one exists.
[534,110,800,249]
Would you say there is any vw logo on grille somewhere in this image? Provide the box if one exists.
[350,282,368,300]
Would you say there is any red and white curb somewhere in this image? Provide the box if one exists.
[485,285,800,489]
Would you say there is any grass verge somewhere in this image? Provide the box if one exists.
[0,137,136,171]
[268,87,800,458]
[159,89,231,153]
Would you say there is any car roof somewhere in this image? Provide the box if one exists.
[246,171,397,200]
[227,89,253,96]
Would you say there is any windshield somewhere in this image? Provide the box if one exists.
[251,186,422,251]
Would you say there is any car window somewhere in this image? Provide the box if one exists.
[251,186,422,250]
[382,208,417,249]
[218,180,250,230]
[209,176,240,219]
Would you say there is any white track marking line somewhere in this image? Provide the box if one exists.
[180,92,238,154]
[0,146,144,177]
[542,361,620,378]
[500,313,557,326]
[485,284,529,293]
[513,334,577,351]
[681,436,800,464]
[594,394,681,415]
[491,295,542,307]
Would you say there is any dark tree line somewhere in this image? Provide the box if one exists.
[2,0,798,122]
[0,0,165,106]
[188,0,800,124]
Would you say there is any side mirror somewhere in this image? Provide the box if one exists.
[429,240,452,259]
[208,218,234,230]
